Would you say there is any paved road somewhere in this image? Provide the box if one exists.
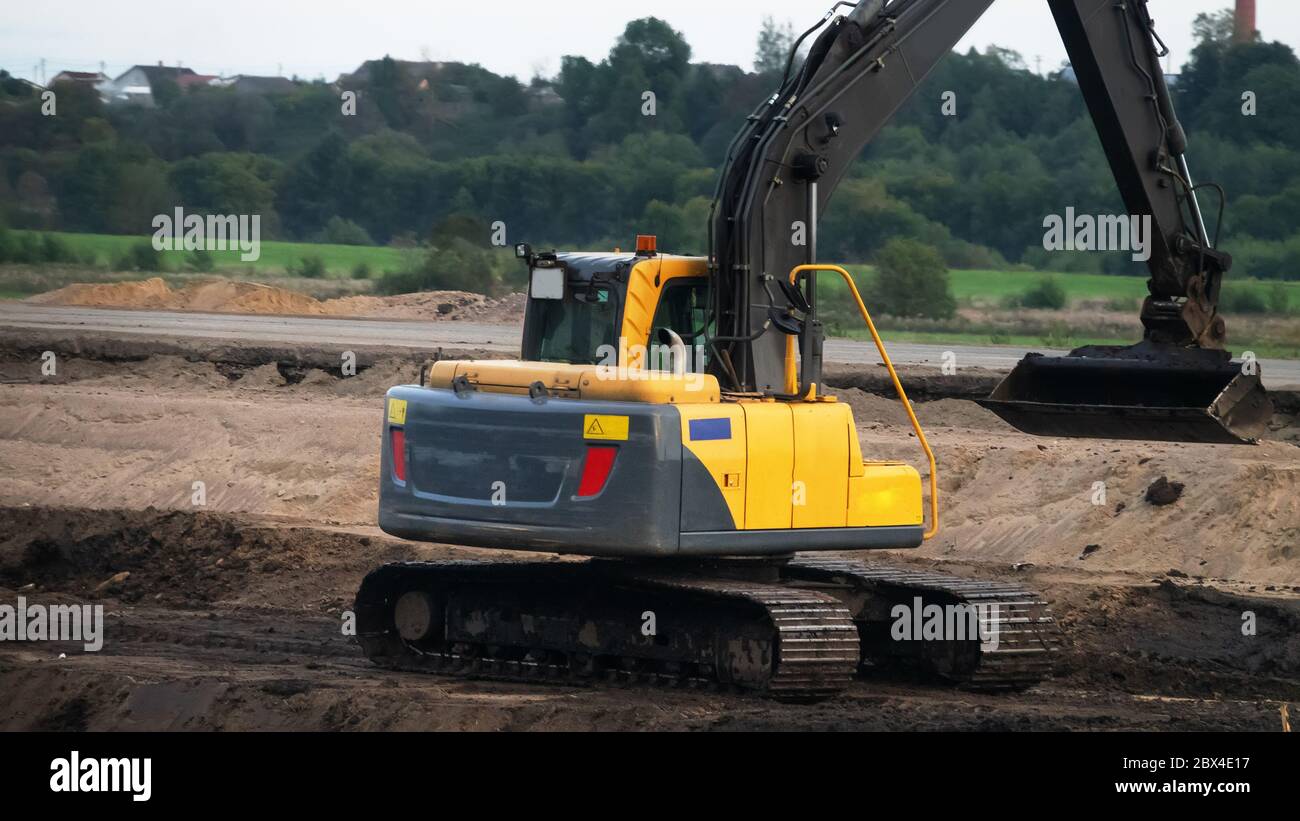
[4,303,1299,386]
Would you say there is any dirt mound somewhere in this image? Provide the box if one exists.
[827,388,1013,432]
[28,278,176,309]
[28,277,526,323]
[187,280,326,315]
[324,291,525,323]
[0,507,416,609]
[30,277,327,316]
[0,507,266,606]
[911,434,1300,588]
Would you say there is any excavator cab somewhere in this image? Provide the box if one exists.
[518,250,626,365]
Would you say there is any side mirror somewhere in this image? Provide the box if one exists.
[515,243,532,261]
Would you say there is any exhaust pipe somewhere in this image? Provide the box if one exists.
[979,343,1273,445]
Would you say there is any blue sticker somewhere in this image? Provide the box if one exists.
[689,418,732,442]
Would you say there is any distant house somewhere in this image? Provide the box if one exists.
[51,70,108,86]
[339,58,445,86]
[211,74,297,95]
[0,75,44,104]
[98,63,206,106]
[177,72,218,91]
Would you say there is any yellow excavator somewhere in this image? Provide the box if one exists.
[355,0,1273,698]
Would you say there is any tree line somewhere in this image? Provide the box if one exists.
[1,9,1298,283]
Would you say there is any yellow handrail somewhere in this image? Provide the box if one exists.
[788,264,940,541]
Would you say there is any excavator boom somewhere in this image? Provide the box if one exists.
[708,0,1273,443]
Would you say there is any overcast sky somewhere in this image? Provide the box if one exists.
[4,0,1299,85]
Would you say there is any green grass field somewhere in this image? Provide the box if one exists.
[5,230,1297,358]
[842,264,1300,306]
[796,264,1300,359]
[14,231,1300,302]
[16,230,413,278]
[840,328,1300,360]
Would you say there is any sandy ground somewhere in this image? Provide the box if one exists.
[4,350,1296,588]
[0,340,1297,730]
[27,277,526,323]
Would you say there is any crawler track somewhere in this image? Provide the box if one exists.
[356,556,1061,698]
[355,561,860,699]
[785,558,1062,691]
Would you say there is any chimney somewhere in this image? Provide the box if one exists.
[1235,0,1257,44]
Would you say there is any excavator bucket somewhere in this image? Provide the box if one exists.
[978,344,1274,445]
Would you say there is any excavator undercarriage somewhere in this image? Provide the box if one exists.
[357,557,1061,699]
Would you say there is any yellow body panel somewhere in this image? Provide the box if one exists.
[619,258,660,369]
[791,402,850,529]
[678,399,920,532]
[740,402,795,530]
[678,404,747,528]
[848,463,924,527]
[619,256,710,360]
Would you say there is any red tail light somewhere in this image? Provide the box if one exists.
[391,428,407,482]
[577,446,618,498]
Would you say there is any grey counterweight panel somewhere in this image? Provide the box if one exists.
[380,386,923,559]
[679,447,738,533]
[380,386,684,557]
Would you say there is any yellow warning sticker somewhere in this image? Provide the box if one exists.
[387,398,408,426]
[584,414,629,441]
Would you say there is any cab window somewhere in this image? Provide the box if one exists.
[535,286,619,365]
[650,279,711,370]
